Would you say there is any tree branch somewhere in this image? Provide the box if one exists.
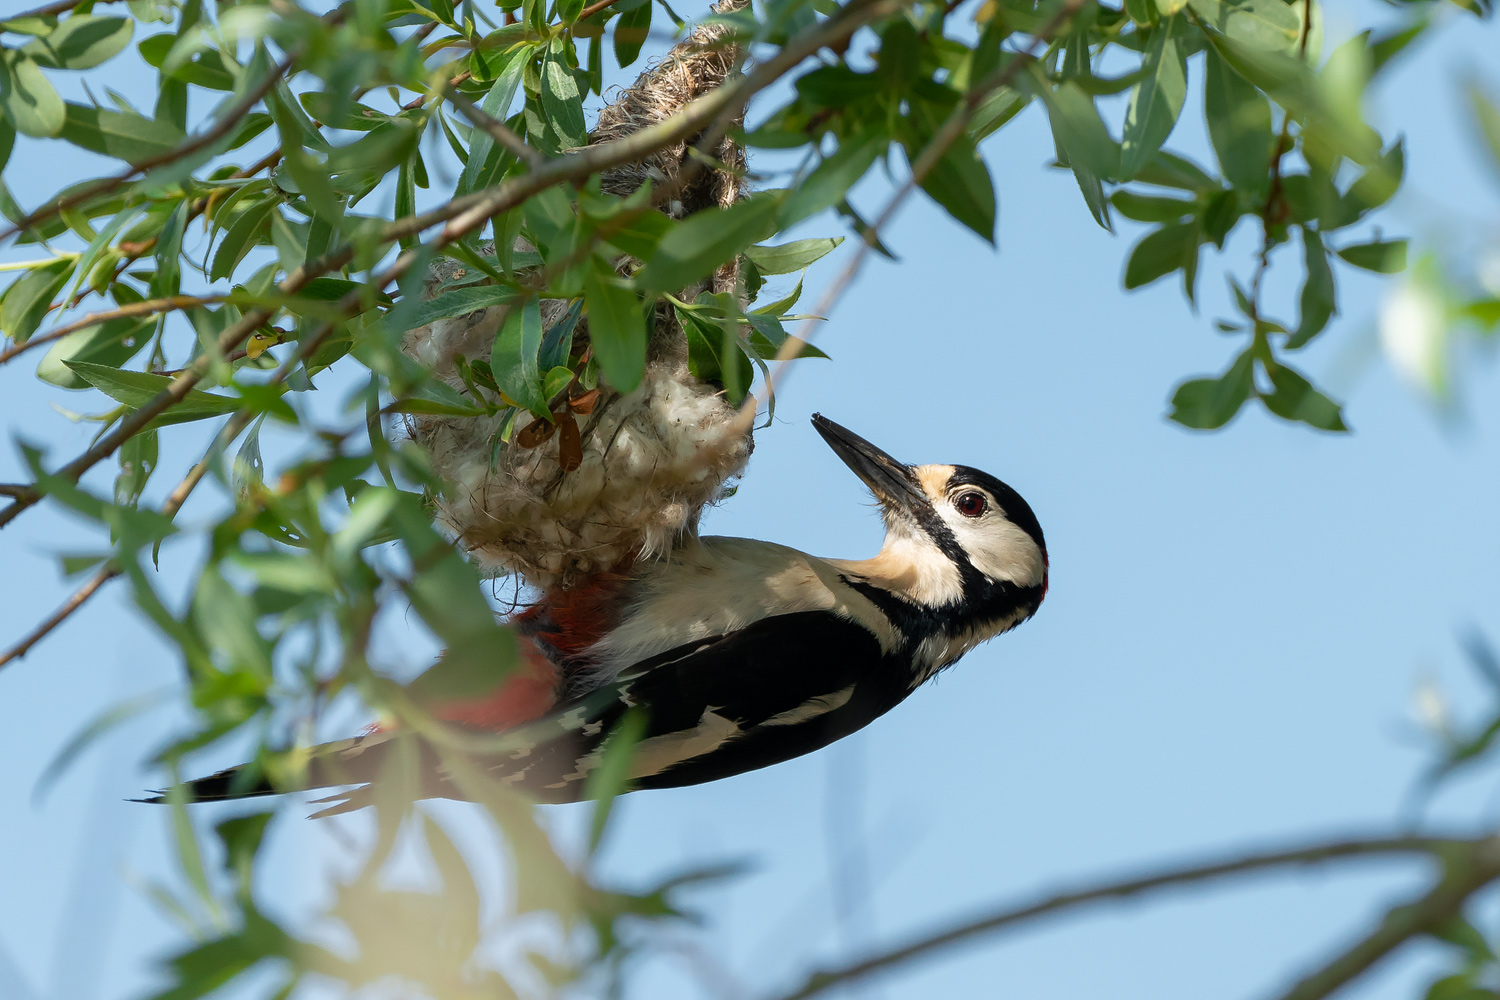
[443,86,541,168]
[0,294,229,368]
[773,833,1500,1000]
[9,0,123,19]
[0,0,909,534]
[0,51,297,246]
[0,408,254,671]
[0,484,31,499]
[727,0,1085,442]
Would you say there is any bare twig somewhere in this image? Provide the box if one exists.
[774,833,1500,1000]
[0,294,229,368]
[0,484,31,499]
[0,52,298,246]
[0,409,253,671]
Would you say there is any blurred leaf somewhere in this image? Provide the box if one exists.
[1188,0,1300,52]
[1204,44,1273,196]
[917,135,996,243]
[584,711,647,854]
[780,134,883,227]
[1124,222,1195,288]
[65,362,243,425]
[1468,83,1500,180]
[1288,227,1335,349]
[1261,360,1348,430]
[744,237,843,274]
[1033,74,1121,181]
[34,689,167,803]
[640,193,781,291]
[409,285,520,329]
[23,16,133,70]
[0,257,74,343]
[1337,238,1407,273]
[614,0,653,68]
[1169,350,1254,429]
[1121,16,1188,179]
[1,52,65,137]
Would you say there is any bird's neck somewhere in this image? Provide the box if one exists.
[827,530,966,610]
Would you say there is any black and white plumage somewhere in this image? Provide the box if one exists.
[165,416,1047,808]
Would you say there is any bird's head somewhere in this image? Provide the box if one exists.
[814,415,1047,658]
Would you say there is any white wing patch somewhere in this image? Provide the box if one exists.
[628,708,744,779]
[760,684,855,727]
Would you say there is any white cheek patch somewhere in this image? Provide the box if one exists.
[936,503,1046,588]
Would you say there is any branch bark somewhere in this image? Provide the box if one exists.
[0,294,229,368]
[0,0,908,533]
[773,833,1500,1000]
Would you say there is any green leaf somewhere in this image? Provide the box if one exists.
[60,101,187,163]
[410,285,520,329]
[1336,238,1407,273]
[744,238,843,274]
[542,38,587,149]
[37,316,152,388]
[639,193,781,291]
[613,0,652,68]
[491,296,548,418]
[1,52,66,137]
[64,362,244,425]
[459,46,530,197]
[1121,17,1188,179]
[1111,189,1195,222]
[1204,44,1273,196]
[1124,222,1196,288]
[1260,360,1348,431]
[1188,0,1300,52]
[678,304,753,401]
[780,134,883,227]
[584,711,647,853]
[1168,350,1254,429]
[1033,74,1121,181]
[2,258,75,343]
[209,197,276,282]
[917,135,996,243]
[23,15,134,70]
[1288,227,1334,349]
[584,267,646,392]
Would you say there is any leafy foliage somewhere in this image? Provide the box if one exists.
[1,0,1496,996]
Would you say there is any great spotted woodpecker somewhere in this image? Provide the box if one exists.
[165,415,1047,808]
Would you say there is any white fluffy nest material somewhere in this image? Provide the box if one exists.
[402,0,753,591]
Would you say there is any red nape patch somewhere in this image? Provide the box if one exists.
[428,639,561,732]
[512,568,635,657]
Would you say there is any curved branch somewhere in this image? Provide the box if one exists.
[0,294,228,368]
[773,833,1500,1000]
[0,52,297,246]
[0,0,908,534]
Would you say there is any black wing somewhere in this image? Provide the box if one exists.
[497,609,904,802]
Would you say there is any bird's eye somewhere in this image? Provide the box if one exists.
[954,492,987,518]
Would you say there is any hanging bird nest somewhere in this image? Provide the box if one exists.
[402,0,753,591]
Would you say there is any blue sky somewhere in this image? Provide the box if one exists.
[2,4,1500,1000]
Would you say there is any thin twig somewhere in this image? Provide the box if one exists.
[0,52,298,246]
[8,0,121,19]
[1270,838,1500,1000]
[773,832,1500,1000]
[721,0,1085,448]
[0,410,253,671]
[0,0,904,534]
[0,294,228,368]
[0,484,31,499]
[444,85,542,168]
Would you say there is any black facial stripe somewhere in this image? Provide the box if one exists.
[945,466,1047,559]
[841,575,1045,652]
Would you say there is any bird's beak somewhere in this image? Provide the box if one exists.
[812,414,928,516]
